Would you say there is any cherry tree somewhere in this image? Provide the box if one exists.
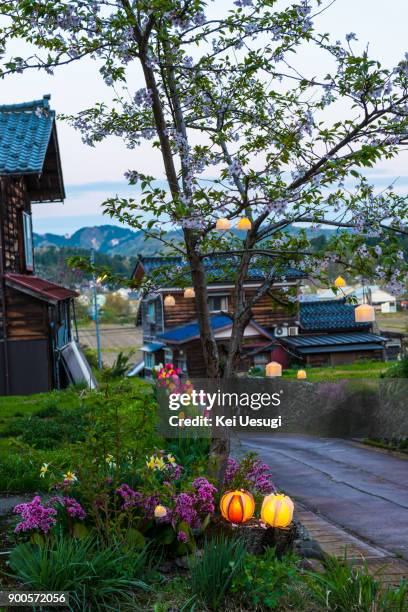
[2,0,407,477]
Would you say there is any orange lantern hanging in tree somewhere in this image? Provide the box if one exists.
[261,493,294,528]
[220,490,255,524]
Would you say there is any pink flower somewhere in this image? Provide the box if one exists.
[14,496,57,534]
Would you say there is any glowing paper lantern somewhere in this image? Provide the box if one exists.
[265,361,282,377]
[236,217,252,231]
[334,276,346,288]
[297,369,307,380]
[154,505,167,518]
[215,218,231,231]
[184,287,195,298]
[220,490,255,524]
[355,303,375,322]
[261,493,294,528]
[164,295,176,307]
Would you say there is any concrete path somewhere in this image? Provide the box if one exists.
[237,434,408,561]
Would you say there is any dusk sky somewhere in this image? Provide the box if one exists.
[2,0,408,235]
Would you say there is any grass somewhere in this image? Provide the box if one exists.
[377,311,408,333]
[250,360,394,382]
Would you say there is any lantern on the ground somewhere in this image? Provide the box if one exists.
[164,295,176,307]
[265,361,282,377]
[334,276,346,288]
[220,490,255,524]
[355,303,375,322]
[184,287,195,298]
[261,493,294,528]
[236,217,252,231]
[215,218,231,230]
[297,369,307,380]
[154,505,167,518]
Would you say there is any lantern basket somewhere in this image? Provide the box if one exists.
[209,516,296,556]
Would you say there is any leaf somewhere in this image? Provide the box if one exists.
[156,525,175,545]
[125,527,146,550]
[72,523,89,539]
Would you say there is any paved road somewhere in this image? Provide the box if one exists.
[238,434,408,560]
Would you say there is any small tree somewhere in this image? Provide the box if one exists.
[2,0,407,479]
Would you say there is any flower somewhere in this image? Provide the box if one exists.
[177,530,188,543]
[63,471,77,484]
[14,496,57,534]
[39,463,49,478]
[154,504,167,518]
[167,454,176,463]
[50,496,86,520]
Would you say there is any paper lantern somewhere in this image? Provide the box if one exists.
[261,493,294,528]
[164,295,176,307]
[184,287,195,298]
[297,369,307,379]
[265,361,282,377]
[236,217,252,231]
[220,490,255,524]
[154,505,167,518]
[215,218,231,230]
[334,276,346,288]
[355,303,375,322]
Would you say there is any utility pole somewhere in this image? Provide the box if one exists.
[91,248,102,370]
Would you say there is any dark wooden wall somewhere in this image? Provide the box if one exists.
[0,176,31,274]
[5,287,48,341]
[305,349,384,367]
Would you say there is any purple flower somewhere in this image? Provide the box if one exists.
[224,458,239,484]
[14,496,57,534]
[50,496,86,520]
[177,530,188,543]
[116,484,142,509]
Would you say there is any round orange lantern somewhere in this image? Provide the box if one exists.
[334,275,346,288]
[261,493,294,528]
[236,217,252,231]
[296,369,307,380]
[220,490,255,524]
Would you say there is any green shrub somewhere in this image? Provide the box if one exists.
[382,355,408,378]
[378,580,408,611]
[189,535,246,610]
[6,537,150,610]
[101,350,135,380]
[305,555,379,611]
[231,547,301,609]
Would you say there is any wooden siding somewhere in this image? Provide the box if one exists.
[5,287,48,340]
[305,349,384,368]
[0,176,31,274]
[162,286,300,330]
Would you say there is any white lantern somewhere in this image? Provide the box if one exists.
[184,287,195,298]
[355,303,375,322]
[215,218,231,230]
[164,295,176,307]
[265,361,282,377]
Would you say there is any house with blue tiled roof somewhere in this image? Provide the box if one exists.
[132,255,306,377]
[0,96,93,395]
[276,299,387,367]
[131,253,389,376]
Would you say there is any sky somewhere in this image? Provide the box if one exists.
[2,0,408,235]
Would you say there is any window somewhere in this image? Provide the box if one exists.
[208,294,228,313]
[178,350,188,373]
[144,352,154,369]
[164,348,173,365]
[22,212,34,271]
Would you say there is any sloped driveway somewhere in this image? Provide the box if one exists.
[238,434,408,560]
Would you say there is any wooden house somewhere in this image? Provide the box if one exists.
[279,298,387,367]
[132,255,305,377]
[0,95,79,395]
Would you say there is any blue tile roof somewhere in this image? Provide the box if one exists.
[282,331,386,354]
[0,95,55,175]
[159,315,232,344]
[300,299,369,331]
[139,255,304,283]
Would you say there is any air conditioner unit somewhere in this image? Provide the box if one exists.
[274,325,288,338]
[288,326,299,336]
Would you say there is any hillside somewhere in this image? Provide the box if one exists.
[34,224,182,256]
